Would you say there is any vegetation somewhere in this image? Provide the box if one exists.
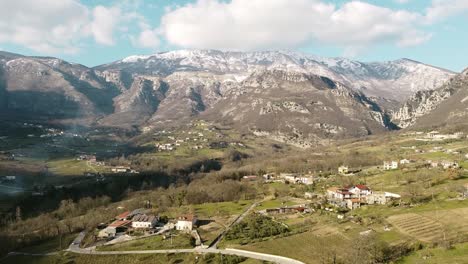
[97,233,195,251]
[225,213,289,243]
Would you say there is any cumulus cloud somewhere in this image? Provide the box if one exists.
[88,6,122,45]
[0,0,151,54]
[158,0,432,51]
[0,0,89,53]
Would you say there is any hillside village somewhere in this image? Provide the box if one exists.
[2,124,468,264]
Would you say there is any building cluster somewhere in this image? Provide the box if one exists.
[268,173,314,185]
[98,208,197,239]
[327,185,400,210]
[427,160,460,169]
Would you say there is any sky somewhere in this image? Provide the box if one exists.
[0,0,467,71]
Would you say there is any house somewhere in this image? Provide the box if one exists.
[383,161,398,170]
[176,215,197,231]
[327,187,353,201]
[465,154,468,159]
[400,159,411,165]
[279,173,313,185]
[367,192,401,205]
[263,173,276,180]
[349,185,372,197]
[441,161,459,169]
[346,198,363,210]
[131,214,159,229]
[338,166,349,175]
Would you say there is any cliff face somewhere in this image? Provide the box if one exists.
[392,68,468,129]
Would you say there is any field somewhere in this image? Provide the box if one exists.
[97,233,194,251]
[398,242,468,264]
[387,213,444,243]
[237,231,351,264]
[16,233,77,254]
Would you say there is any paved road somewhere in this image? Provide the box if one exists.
[209,201,260,248]
[68,246,303,264]
[67,228,304,264]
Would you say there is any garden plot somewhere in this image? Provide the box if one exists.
[388,207,468,243]
[387,213,443,242]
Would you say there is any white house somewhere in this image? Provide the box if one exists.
[175,215,197,232]
[383,161,398,170]
[349,185,372,197]
[131,214,159,229]
[400,159,411,165]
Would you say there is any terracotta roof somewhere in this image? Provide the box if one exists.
[108,220,132,228]
[354,184,370,190]
[178,214,196,221]
[116,211,130,219]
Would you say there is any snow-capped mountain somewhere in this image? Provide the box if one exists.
[0,49,460,146]
[98,49,455,101]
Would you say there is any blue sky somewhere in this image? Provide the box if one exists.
[0,0,467,71]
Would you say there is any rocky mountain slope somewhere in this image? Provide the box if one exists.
[392,68,468,129]
[0,51,119,120]
[98,50,455,102]
[0,49,458,146]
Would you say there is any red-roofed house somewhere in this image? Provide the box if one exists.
[176,215,197,231]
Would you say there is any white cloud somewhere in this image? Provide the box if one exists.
[159,0,431,51]
[0,0,89,53]
[425,0,468,23]
[131,29,160,48]
[394,0,410,3]
[0,0,149,54]
[88,6,122,45]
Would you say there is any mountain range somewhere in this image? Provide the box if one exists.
[0,49,465,146]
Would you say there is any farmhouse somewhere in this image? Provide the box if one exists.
[131,214,159,229]
[175,215,197,231]
[279,173,314,185]
[383,161,398,170]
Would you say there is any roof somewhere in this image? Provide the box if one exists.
[132,214,157,222]
[354,184,370,190]
[116,211,130,219]
[178,214,196,221]
[108,220,132,228]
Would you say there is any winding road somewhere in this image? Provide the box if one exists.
[10,201,305,264]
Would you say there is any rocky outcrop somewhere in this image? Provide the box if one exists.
[392,68,468,129]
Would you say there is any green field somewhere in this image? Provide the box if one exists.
[97,233,194,251]
[16,233,77,254]
[398,243,468,264]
